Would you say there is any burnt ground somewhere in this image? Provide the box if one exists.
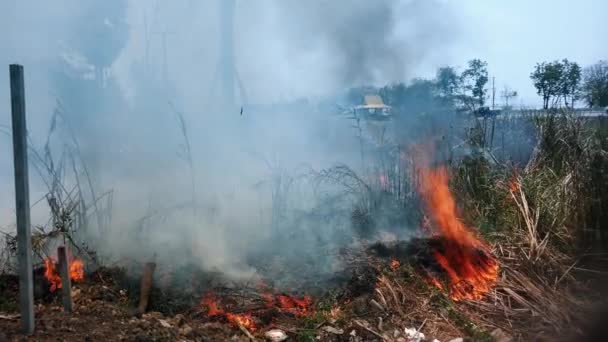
[1,238,606,341]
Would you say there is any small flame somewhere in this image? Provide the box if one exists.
[275,294,314,317]
[226,313,256,330]
[202,294,257,331]
[390,259,400,271]
[43,257,85,292]
[417,165,499,301]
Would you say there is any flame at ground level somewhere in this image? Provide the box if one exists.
[44,257,85,292]
[201,291,314,331]
[417,165,499,301]
[201,294,257,331]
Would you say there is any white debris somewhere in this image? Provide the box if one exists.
[404,327,426,342]
[158,319,172,328]
[264,329,288,342]
[322,326,344,335]
[448,338,463,342]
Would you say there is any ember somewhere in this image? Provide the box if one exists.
[43,257,85,292]
[417,165,499,301]
[390,259,400,270]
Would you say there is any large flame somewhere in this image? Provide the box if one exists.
[417,165,499,301]
[43,257,85,292]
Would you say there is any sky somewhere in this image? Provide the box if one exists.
[0,1,606,110]
[111,0,608,107]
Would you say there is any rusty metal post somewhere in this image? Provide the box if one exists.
[57,246,73,312]
[10,64,35,334]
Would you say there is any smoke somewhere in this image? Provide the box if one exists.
[269,0,458,88]
[0,0,462,287]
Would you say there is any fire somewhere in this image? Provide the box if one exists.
[43,257,85,292]
[275,294,314,317]
[202,291,314,331]
[226,313,256,330]
[390,259,400,270]
[202,294,257,331]
[417,165,499,301]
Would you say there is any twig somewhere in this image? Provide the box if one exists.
[353,320,387,341]
[417,318,427,332]
[238,323,257,341]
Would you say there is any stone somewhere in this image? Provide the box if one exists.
[173,313,186,327]
[264,329,288,341]
[179,324,193,336]
[404,327,425,342]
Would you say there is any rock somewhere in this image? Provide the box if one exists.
[404,327,425,342]
[264,329,288,341]
[448,338,463,342]
[158,319,172,328]
[322,326,344,335]
[173,313,185,327]
[179,324,193,336]
[491,328,512,342]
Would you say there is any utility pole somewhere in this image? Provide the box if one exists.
[9,64,35,335]
[491,76,496,110]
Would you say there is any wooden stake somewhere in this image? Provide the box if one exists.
[10,64,34,335]
[133,261,156,316]
[57,246,73,312]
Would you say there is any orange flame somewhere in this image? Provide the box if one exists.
[417,165,499,301]
[390,259,400,271]
[43,257,85,292]
[226,312,256,331]
[202,294,257,331]
[275,294,314,317]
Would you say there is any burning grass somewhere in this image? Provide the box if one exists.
[416,163,499,301]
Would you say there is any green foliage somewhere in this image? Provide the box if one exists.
[380,78,441,115]
[582,60,608,108]
[530,59,582,109]
[435,66,461,106]
[454,111,608,250]
[460,59,489,110]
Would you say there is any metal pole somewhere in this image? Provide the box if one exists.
[57,246,73,312]
[9,64,35,334]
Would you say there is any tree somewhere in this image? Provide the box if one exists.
[460,59,489,111]
[560,59,582,108]
[582,60,608,108]
[501,86,518,108]
[530,59,581,109]
[531,61,563,109]
[435,66,461,106]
